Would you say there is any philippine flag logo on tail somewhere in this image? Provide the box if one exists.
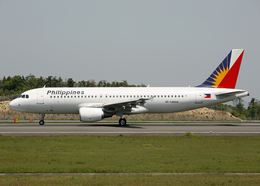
[204,94,211,98]
[198,49,244,89]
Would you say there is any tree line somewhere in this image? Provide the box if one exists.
[212,98,260,120]
[231,98,260,120]
[1,75,259,120]
[0,75,145,96]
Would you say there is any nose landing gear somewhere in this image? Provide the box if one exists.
[39,113,45,125]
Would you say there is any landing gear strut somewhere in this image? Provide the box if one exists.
[39,113,45,125]
[119,118,127,126]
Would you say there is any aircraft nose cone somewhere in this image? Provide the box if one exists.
[9,100,15,110]
[9,100,19,111]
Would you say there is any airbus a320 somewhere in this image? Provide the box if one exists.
[9,49,249,126]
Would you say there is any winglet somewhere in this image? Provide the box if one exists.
[197,49,244,89]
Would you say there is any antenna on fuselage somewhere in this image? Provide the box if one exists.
[43,85,46,88]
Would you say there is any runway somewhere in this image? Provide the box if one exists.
[1,122,260,136]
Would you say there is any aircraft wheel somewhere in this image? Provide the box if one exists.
[119,118,127,126]
[39,120,45,125]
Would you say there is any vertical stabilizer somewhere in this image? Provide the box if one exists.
[197,49,244,89]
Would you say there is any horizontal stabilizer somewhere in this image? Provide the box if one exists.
[216,90,249,99]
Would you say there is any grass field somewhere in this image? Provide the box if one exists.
[1,135,260,185]
[1,175,260,185]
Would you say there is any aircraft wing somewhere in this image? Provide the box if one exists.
[78,97,153,109]
[104,97,152,107]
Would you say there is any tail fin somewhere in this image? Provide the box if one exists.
[197,49,244,89]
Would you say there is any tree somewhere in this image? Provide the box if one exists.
[236,98,244,114]
[3,75,24,91]
[247,98,260,119]
[97,80,107,87]
[67,78,75,87]
[25,74,37,87]
[86,79,96,87]
[45,76,53,87]
[37,76,46,87]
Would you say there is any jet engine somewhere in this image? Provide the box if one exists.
[79,107,112,122]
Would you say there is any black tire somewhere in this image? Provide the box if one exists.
[119,118,127,126]
[39,120,45,125]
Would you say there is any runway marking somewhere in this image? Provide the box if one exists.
[1,132,260,134]
[1,173,260,176]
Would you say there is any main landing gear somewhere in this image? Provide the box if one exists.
[39,113,45,125]
[119,118,127,126]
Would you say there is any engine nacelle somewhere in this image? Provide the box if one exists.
[79,107,112,122]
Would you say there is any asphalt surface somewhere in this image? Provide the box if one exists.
[1,121,260,136]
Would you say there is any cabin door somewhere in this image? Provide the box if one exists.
[37,90,44,104]
[195,90,203,104]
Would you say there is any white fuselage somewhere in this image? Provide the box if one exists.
[9,87,249,115]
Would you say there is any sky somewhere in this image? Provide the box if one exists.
[0,0,259,104]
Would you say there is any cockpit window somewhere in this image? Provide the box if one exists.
[19,94,29,99]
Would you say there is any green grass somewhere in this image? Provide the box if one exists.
[1,175,260,186]
[1,136,260,174]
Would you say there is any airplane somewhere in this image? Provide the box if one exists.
[9,49,249,126]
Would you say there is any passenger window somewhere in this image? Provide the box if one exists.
[50,96,52,98]
[57,96,59,98]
